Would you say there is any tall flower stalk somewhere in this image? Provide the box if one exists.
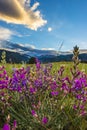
[71,45,80,79]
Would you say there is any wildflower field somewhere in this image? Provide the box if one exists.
[1,46,87,130]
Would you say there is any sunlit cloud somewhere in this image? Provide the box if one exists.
[0,0,47,30]
[31,2,40,11]
[41,48,55,50]
[18,43,35,49]
[0,27,14,41]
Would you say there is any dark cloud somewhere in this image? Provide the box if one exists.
[0,0,22,18]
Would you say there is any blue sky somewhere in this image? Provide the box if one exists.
[0,0,87,51]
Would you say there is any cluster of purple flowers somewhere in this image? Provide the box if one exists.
[0,58,87,129]
[2,120,17,130]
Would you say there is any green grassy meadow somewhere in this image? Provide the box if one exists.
[1,61,87,75]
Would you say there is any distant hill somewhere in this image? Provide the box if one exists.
[0,49,28,63]
[39,53,87,63]
[0,40,87,63]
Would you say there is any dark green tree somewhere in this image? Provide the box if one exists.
[28,57,36,64]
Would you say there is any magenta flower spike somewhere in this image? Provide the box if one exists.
[13,120,17,128]
[2,124,10,130]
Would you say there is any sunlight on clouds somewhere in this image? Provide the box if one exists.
[0,0,47,30]
[18,43,35,49]
[24,44,35,49]
[0,27,14,41]
[31,2,40,11]
[41,48,55,50]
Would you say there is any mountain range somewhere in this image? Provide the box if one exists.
[0,40,87,63]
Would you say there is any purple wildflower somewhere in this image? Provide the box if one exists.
[2,124,10,130]
[35,58,41,70]
[42,117,48,124]
[34,79,42,88]
[29,87,36,94]
[50,81,58,90]
[76,94,81,100]
[31,110,37,117]
[17,86,22,93]
[62,83,69,91]
[73,105,78,110]
[51,91,59,96]
[13,120,17,128]
[31,110,36,115]
[80,110,86,116]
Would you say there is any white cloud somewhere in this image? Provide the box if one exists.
[77,42,87,50]
[18,43,35,49]
[70,39,87,49]
[41,48,55,50]
[24,44,35,49]
[48,27,52,32]
[15,32,31,37]
[0,27,14,41]
[31,2,40,11]
[0,0,47,30]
